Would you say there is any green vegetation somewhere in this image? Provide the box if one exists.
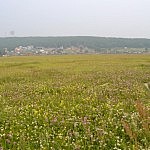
[0,36,150,51]
[0,54,149,149]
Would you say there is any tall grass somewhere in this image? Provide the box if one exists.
[0,54,149,149]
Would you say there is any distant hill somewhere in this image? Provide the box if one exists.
[0,36,150,51]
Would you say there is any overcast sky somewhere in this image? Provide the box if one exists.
[0,0,150,38]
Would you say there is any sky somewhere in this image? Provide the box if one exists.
[0,0,150,38]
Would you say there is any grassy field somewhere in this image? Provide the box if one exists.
[0,54,149,150]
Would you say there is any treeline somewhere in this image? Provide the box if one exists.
[0,36,150,51]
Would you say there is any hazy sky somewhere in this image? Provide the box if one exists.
[0,0,150,38]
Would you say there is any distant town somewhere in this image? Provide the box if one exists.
[0,45,150,57]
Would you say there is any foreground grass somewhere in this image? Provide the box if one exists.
[0,54,149,150]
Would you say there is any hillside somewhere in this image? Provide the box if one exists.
[0,36,150,51]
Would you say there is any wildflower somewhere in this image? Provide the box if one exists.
[51,117,57,123]
[82,116,89,125]
[6,139,10,144]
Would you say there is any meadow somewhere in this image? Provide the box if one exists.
[0,54,149,150]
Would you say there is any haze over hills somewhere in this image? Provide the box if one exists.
[0,36,150,52]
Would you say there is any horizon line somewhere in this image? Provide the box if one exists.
[0,35,150,40]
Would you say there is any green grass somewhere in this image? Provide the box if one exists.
[0,54,150,150]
